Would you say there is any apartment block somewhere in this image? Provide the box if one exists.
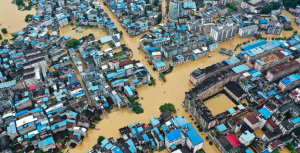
[266,58,300,82]
[254,51,291,72]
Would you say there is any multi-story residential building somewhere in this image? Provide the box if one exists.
[151,127,165,148]
[189,56,242,86]
[16,115,37,135]
[212,4,228,16]
[23,67,42,87]
[239,130,255,146]
[69,48,83,69]
[238,25,258,37]
[165,129,185,152]
[266,22,283,35]
[15,97,33,110]
[242,40,283,63]
[254,51,291,72]
[278,74,300,91]
[39,137,56,152]
[169,0,180,20]
[210,21,238,42]
[266,58,300,82]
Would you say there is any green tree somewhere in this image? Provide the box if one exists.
[154,0,159,6]
[209,141,213,145]
[159,72,166,82]
[292,150,298,153]
[25,14,33,22]
[287,143,294,150]
[206,136,209,140]
[159,103,176,113]
[261,2,281,14]
[120,31,123,36]
[271,150,280,153]
[157,14,162,24]
[0,34,2,40]
[1,28,7,34]
[103,2,106,5]
[66,38,80,48]
[151,78,156,85]
[228,8,234,13]
[16,0,24,6]
[97,136,105,145]
[94,114,101,121]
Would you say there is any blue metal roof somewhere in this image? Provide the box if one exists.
[182,123,204,145]
[150,117,159,126]
[173,116,188,127]
[166,129,182,142]
[39,137,54,148]
[216,124,227,132]
[232,64,250,74]
[258,108,272,119]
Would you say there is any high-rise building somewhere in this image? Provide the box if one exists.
[170,0,180,20]
[210,21,238,42]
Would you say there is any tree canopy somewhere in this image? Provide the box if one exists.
[1,28,7,34]
[284,0,300,11]
[154,0,159,6]
[226,3,238,11]
[159,103,176,113]
[157,14,162,24]
[97,136,105,145]
[16,0,24,6]
[66,39,80,48]
[261,2,281,14]
[25,14,33,22]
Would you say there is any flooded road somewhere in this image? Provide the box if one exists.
[0,1,297,152]
[0,0,36,40]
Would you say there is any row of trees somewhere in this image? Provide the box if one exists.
[284,27,294,31]
[283,0,300,11]
[261,2,281,14]
[226,3,238,11]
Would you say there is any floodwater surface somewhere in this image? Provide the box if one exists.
[1,0,297,152]
[204,94,237,116]
[0,0,36,40]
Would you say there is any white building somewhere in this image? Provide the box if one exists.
[210,21,238,42]
[239,130,255,146]
[238,25,258,37]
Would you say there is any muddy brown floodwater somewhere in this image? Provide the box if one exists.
[0,1,297,152]
[205,94,237,116]
[0,0,36,40]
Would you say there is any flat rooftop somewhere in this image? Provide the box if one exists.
[205,94,236,116]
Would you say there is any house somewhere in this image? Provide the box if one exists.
[182,123,204,153]
[165,129,185,152]
[244,113,260,130]
[39,137,56,152]
[266,22,283,35]
[151,127,164,148]
[238,25,258,37]
[239,130,255,146]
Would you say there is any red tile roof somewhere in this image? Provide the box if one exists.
[252,110,261,117]
[232,117,242,125]
[67,122,74,128]
[226,133,241,147]
[120,59,132,67]
[267,119,277,127]
[245,114,260,125]
[270,140,281,148]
